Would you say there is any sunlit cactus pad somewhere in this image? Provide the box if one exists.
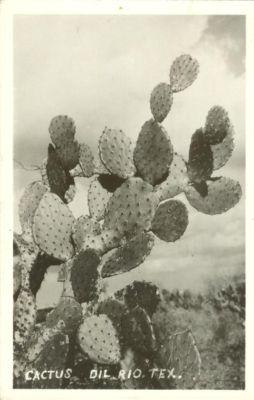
[77,315,121,364]
[33,192,75,261]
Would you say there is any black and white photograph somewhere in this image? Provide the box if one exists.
[1,3,252,396]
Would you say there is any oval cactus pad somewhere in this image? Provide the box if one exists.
[19,181,48,232]
[185,177,242,215]
[134,119,173,186]
[104,177,159,236]
[33,192,75,261]
[46,144,74,202]
[78,314,121,364]
[49,115,75,147]
[211,126,235,170]
[155,152,188,201]
[55,140,80,170]
[187,128,213,184]
[170,54,199,93]
[88,177,112,221]
[70,249,100,303]
[152,199,189,242]
[167,329,201,388]
[101,232,154,278]
[72,215,101,251]
[204,106,231,145]
[150,83,173,123]
[14,289,36,345]
[99,127,136,178]
[79,143,95,177]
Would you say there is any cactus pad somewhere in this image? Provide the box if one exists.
[185,177,242,215]
[150,82,173,122]
[104,177,159,236]
[46,297,82,334]
[99,127,136,178]
[46,144,74,202]
[82,229,122,255]
[33,192,75,261]
[187,128,213,184]
[170,54,199,93]
[79,143,95,177]
[101,232,154,278]
[122,306,157,357]
[124,280,161,316]
[18,181,48,232]
[14,289,36,345]
[55,140,80,170]
[155,152,188,201]
[152,199,189,242]
[88,177,112,221]
[70,249,100,303]
[211,125,235,170]
[204,106,231,145]
[166,329,201,388]
[72,215,101,251]
[77,314,121,364]
[134,119,173,186]
[49,115,75,147]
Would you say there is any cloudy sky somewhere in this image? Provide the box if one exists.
[13,15,245,307]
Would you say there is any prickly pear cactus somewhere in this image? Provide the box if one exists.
[46,144,74,201]
[55,140,80,170]
[33,192,75,261]
[49,115,76,147]
[187,128,213,184]
[170,54,199,93]
[99,128,136,178]
[14,288,36,346]
[14,53,242,389]
[77,315,121,364]
[18,181,48,233]
[134,119,173,186]
[72,215,101,251]
[123,281,161,316]
[70,249,100,303]
[104,177,159,236]
[185,177,242,215]
[211,125,235,170]
[151,199,189,242]
[204,106,231,145]
[79,143,95,177]
[101,232,154,278]
[88,177,112,221]
[150,83,173,122]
